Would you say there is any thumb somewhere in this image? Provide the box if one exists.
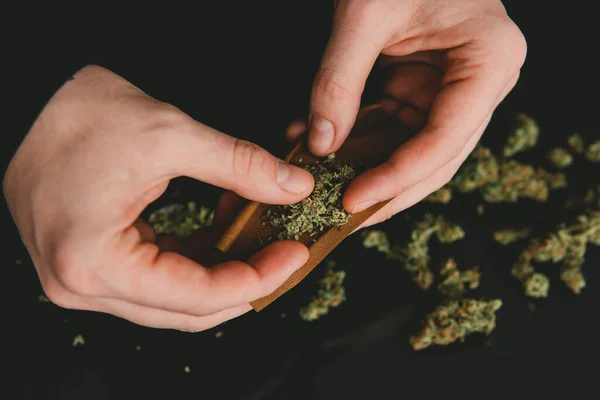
[168,122,314,205]
[308,5,386,156]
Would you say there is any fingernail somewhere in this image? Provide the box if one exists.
[277,160,309,194]
[309,115,334,154]
[351,200,377,214]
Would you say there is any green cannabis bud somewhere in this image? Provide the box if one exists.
[567,133,585,154]
[389,214,465,290]
[267,155,356,241]
[423,187,453,204]
[148,201,214,238]
[409,299,502,351]
[503,113,539,157]
[512,211,600,297]
[451,146,499,193]
[437,258,480,298]
[584,140,600,163]
[493,228,532,245]
[482,160,566,203]
[299,260,346,321]
[361,230,391,254]
[546,147,573,169]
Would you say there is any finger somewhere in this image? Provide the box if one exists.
[94,296,251,331]
[307,3,390,156]
[167,123,314,204]
[383,63,442,114]
[358,117,486,229]
[102,238,309,316]
[344,56,520,213]
[356,69,520,229]
[285,119,308,143]
[133,218,156,243]
[155,235,181,252]
[212,190,246,233]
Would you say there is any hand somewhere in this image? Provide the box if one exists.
[295,0,526,227]
[3,65,315,331]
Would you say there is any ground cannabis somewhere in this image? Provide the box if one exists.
[38,294,50,303]
[148,201,214,238]
[266,155,356,241]
[585,140,600,163]
[503,113,539,157]
[546,147,573,168]
[388,214,465,290]
[409,299,502,351]
[567,133,585,153]
[451,146,499,193]
[424,187,453,204]
[72,334,85,347]
[512,211,600,297]
[437,258,480,298]
[299,260,346,321]
[493,228,532,245]
[361,230,391,254]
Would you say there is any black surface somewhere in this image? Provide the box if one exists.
[2,1,599,399]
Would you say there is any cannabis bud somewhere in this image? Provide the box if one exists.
[299,260,346,321]
[409,299,502,351]
[148,201,214,238]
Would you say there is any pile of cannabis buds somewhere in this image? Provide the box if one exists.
[39,114,599,352]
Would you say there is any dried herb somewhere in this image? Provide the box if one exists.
[72,334,85,347]
[148,201,214,238]
[424,187,453,204]
[477,204,485,216]
[585,140,600,163]
[503,113,539,157]
[437,258,480,298]
[299,260,346,321]
[361,230,391,254]
[512,211,600,297]
[567,133,585,154]
[493,228,532,245]
[546,147,573,169]
[482,160,566,203]
[38,294,50,303]
[266,155,356,241]
[388,214,465,290]
[409,299,502,351]
[451,146,499,193]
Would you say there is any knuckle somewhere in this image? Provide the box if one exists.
[42,279,74,309]
[231,139,264,182]
[313,67,356,102]
[50,244,95,297]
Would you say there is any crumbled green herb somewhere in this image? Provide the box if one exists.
[482,160,566,203]
[38,294,50,303]
[477,204,485,216]
[72,334,85,347]
[267,155,355,241]
[299,260,346,321]
[585,140,600,163]
[493,228,532,245]
[503,113,539,157]
[546,147,573,168]
[437,258,480,298]
[567,133,585,153]
[361,230,391,254]
[215,331,223,339]
[409,299,502,351]
[388,214,464,290]
[184,366,191,373]
[148,201,214,238]
[512,211,600,297]
[424,187,453,204]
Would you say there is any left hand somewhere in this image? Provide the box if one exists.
[287,0,526,228]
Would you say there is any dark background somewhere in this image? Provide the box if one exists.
[2,1,599,399]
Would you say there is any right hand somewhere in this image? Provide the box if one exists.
[3,65,314,331]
